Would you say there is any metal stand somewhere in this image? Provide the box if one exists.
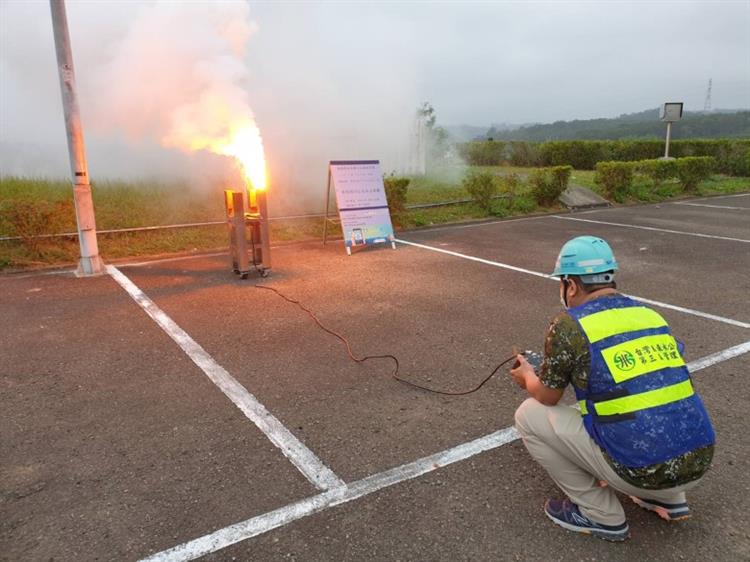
[659,102,682,161]
[663,121,673,159]
[255,189,272,272]
[322,168,342,249]
[224,190,271,279]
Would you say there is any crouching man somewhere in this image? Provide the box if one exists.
[511,235,715,541]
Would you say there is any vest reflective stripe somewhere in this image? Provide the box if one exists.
[579,379,694,417]
[578,306,668,343]
[600,333,685,383]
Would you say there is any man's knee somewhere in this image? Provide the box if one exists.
[514,397,546,436]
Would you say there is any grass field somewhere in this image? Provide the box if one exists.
[1,166,747,270]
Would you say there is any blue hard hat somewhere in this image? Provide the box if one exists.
[552,236,618,277]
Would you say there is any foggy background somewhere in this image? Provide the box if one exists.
[1,0,749,214]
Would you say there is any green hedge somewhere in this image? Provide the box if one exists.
[383,176,410,219]
[459,139,750,175]
[457,140,508,166]
[540,141,616,170]
[635,159,677,187]
[530,165,572,206]
[675,157,716,192]
[670,140,749,176]
[462,170,498,211]
[595,156,718,199]
[508,141,541,167]
[594,162,635,202]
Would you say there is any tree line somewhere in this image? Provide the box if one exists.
[484,110,750,141]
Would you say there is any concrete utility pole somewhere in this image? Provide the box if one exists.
[50,0,104,276]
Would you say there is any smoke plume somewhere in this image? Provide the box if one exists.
[90,1,260,190]
[1,1,419,215]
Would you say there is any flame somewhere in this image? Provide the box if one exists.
[166,115,267,191]
[215,121,268,191]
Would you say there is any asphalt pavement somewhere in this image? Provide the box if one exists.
[2,193,748,561]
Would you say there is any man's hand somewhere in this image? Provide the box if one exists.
[510,354,534,389]
[509,353,565,406]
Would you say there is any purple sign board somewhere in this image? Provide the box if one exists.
[330,160,395,250]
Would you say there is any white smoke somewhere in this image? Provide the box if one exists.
[1,1,419,214]
[87,1,259,189]
[90,0,420,214]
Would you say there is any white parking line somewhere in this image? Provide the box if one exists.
[394,239,550,280]
[394,239,750,329]
[141,342,750,562]
[141,426,520,562]
[106,265,344,492]
[687,340,750,372]
[673,202,748,210]
[619,294,750,329]
[553,215,750,243]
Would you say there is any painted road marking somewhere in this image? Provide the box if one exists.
[141,342,750,562]
[673,202,749,210]
[140,427,521,562]
[684,340,750,372]
[395,239,551,280]
[620,294,750,329]
[553,215,750,243]
[106,265,344,492]
[394,239,750,329]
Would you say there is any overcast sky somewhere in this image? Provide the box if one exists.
[251,0,750,123]
[1,0,748,184]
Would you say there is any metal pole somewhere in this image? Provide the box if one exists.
[50,0,104,276]
[323,167,331,245]
[664,121,673,159]
[256,190,272,271]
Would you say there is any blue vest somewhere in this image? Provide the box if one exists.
[567,295,715,468]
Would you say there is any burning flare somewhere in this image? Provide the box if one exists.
[215,121,268,191]
[164,107,268,191]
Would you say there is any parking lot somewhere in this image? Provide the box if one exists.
[2,193,749,561]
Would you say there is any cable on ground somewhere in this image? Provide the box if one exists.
[255,284,517,395]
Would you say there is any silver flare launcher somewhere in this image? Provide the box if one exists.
[224,187,271,279]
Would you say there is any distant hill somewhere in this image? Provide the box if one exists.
[445,121,547,142]
[443,124,489,142]
[482,109,750,141]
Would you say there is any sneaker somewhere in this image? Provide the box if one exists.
[544,499,630,541]
[629,496,691,521]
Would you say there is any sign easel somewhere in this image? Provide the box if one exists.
[323,160,396,255]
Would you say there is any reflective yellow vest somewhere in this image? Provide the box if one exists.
[567,295,715,467]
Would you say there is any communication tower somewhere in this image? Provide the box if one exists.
[703,78,712,112]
